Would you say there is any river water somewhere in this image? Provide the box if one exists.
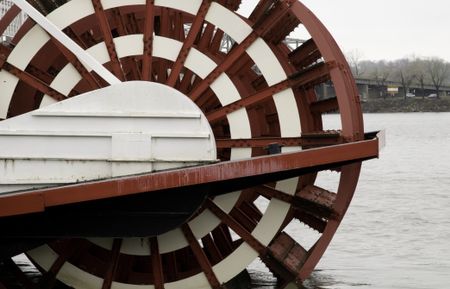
[250,112,450,289]
[10,113,450,289]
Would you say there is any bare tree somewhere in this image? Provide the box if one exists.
[344,56,449,99]
[371,60,392,99]
[394,58,416,99]
[411,58,428,99]
[346,49,365,78]
[426,57,450,98]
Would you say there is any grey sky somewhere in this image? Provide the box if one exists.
[239,0,450,61]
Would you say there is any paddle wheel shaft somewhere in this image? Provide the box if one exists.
[0,1,381,288]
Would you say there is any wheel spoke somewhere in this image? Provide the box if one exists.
[257,184,338,221]
[188,31,259,102]
[181,223,221,289]
[156,8,171,83]
[205,198,297,282]
[248,0,277,23]
[197,23,215,49]
[166,0,212,87]
[209,29,224,52]
[149,237,164,289]
[101,239,122,289]
[205,199,266,254]
[294,210,327,233]
[206,62,330,124]
[0,4,20,36]
[12,0,121,85]
[92,0,125,81]
[0,44,10,70]
[310,97,339,114]
[211,224,234,256]
[201,234,223,264]
[142,0,155,81]
[289,38,322,69]
[2,61,66,101]
[49,37,101,89]
[40,240,87,289]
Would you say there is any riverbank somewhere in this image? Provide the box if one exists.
[361,96,450,113]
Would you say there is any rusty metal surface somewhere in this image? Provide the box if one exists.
[101,239,122,289]
[166,0,212,87]
[0,0,379,288]
[269,233,307,274]
[206,62,330,124]
[1,61,67,101]
[91,0,125,81]
[50,36,101,89]
[0,5,20,36]
[181,223,222,289]
[0,137,379,218]
[149,237,164,289]
[297,185,336,210]
[141,0,155,81]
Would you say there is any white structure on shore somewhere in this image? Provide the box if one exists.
[1,0,27,42]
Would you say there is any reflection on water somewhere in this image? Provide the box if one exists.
[248,268,368,289]
[251,113,450,288]
[248,269,277,288]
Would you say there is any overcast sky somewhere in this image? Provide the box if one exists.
[239,0,450,62]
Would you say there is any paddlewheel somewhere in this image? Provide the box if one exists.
[0,1,381,288]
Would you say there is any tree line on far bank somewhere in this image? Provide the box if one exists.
[346,51,450,99]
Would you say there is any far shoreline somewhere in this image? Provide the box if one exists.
[360,96,450,113]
